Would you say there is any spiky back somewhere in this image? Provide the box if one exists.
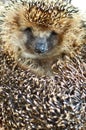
[0,45,86,130]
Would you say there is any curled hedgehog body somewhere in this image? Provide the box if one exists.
[0,0,86,130]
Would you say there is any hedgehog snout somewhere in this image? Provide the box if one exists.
[35,38,48,54]
[34,31,58,54]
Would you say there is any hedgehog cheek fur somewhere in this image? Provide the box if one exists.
[6,30,60,75]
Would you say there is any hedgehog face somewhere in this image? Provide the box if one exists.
[23,26,59,57]
[9,23,60,60]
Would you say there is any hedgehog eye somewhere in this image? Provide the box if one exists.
[47,30,59,48]
[24,27,34,48]
[24,27,32,33]
[51,31,57,36]
[24,27,33,39]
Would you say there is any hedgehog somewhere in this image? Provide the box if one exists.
[0,0,86,130]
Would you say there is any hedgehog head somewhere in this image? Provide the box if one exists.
[0,0,85,75]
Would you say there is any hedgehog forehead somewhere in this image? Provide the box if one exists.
[22,0,78,28]
[2,0,79,29]
[25,6,51,25]
[10,0,78,17]
[32,27,51,37]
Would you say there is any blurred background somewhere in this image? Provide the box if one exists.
[0,0,6,3]
[72,0,86,12]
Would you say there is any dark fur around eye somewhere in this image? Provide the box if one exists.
[24,27,32,33]
[51,31,57,36]
[24,27,33,39]
[47,31,58,49]
[49,31,58,42]
[24,27,34,49]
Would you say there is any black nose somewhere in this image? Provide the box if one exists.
[35,42,48,53]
